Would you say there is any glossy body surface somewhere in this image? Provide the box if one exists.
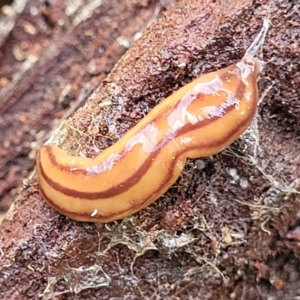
[36,57,259,222]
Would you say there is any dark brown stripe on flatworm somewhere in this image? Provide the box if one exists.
[39,99,246,201]
[45,63,239,175]
[40,63,252,200]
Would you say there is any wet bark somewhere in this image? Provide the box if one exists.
[0,0,299,299]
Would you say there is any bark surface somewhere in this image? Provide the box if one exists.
[0,0,299,299]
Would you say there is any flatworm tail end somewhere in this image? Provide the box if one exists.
[244,17,270,73]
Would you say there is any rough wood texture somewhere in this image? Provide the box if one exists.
[0,0,299,299]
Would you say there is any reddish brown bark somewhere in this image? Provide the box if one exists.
[0,0,299,299]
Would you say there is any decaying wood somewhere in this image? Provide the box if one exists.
[0,0,299,299]
[0,0,157,218]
